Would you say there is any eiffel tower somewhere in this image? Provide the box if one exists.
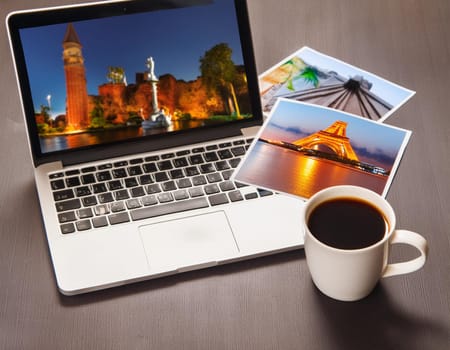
[292,120,359,161]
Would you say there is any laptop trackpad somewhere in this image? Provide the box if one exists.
[139,211,239,272]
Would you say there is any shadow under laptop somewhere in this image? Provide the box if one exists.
[58,249,305,307]
[310,282,447,350]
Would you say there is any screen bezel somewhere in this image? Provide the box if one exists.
[7,0,262,167]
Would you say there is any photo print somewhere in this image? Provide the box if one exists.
[259,47,415,122]
[233,99,411,200]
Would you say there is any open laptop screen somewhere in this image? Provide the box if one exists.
[8,0,261,162]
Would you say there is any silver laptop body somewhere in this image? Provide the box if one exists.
[7,0,304,295]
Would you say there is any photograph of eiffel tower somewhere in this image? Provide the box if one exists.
[233,99,411,199]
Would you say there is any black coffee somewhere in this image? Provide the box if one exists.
[307,197,387,250]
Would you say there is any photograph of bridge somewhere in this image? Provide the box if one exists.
[259,47,415,122]
[233,99,411,199]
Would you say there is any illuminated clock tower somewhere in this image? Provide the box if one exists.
[62,23,89,129]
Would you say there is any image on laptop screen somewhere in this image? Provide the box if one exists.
[18,0,254,155]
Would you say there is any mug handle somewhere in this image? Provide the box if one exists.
[382,229,428,278]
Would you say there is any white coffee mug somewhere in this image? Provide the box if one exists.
[303,185,428,302]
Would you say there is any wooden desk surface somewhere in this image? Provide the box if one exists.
[1,0,449,349]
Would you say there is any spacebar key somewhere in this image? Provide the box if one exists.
[131,197,209,221]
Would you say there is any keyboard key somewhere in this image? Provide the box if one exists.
[124,177,139,188]
[81,173,96,184]
[229,190,244,202]
[192,175,207,186]
[142,195,158,206]
[108,180,123,190]
[81,166,96,173]
[204,184,220,194]
[158,192,174,203]
[65,169,80,176]
[98,192,114,203]
[129,158,143,164]
[50,179,65,190]
[144,155,159,162]
[189,154,204,165]
[76,220,92,231]
[176,178,192,188]
[114,161,128,167]
[169,169,184,179]
[173,157,188,168]
[192,147,205,153]
[229,158,241,168]
[108,212,130,225]
[60,223,75,234]
[126,198,142,209]
[218,149,233,159]
[154,172,169,182]
[112,168,127,178]
[204,152,219,162]
[92,183,107,193]
[161,181,177,192]
[130,186,146,197]
[142,162,158,173]
[157,160,172,171]
[128,166,143,176]
[161,152,175,159]
[208,193,229,206]
[200,163,215,174]
[222,170,234,180]
[82,196,97,207]
[245,192,258,200]
[206,173,222,183]
[215,161,230,171]
[146,184,161,194]
[97,163,112,170]
[231,146,246,156]
[94,204,110,216]
[219,181,235,192]
[114,189,129,200]
[96,170,112,181]
[56,198,81,212]
[66,176,81,187]
[176,150,190,156]
[174,190,189,200]
[58,211,77,223]
[75,186,91,197]
[185,166,199,177]
[92,216,108,228]
[110,201,126,212]
[53,189,75,201]
[131,197,209,221]
[188,187,204,198]
[78,208,93,219]
[49,172,64,179]
[139,174,153,185]
[258,189,273,197]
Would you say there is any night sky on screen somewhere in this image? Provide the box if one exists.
[19,0,243,117]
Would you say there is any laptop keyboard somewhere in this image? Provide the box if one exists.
[48,137,273,234]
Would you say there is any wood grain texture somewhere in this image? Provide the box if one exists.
[1,1,449,349]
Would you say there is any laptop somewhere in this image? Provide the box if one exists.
[7,0,304,295]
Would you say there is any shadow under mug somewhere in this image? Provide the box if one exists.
[303,185,428,302]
